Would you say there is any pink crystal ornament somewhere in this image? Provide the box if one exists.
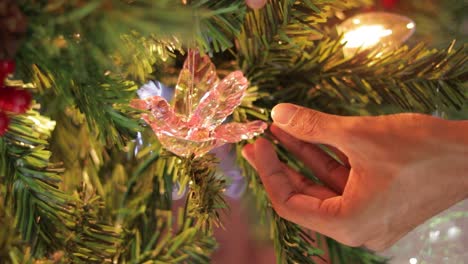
[131,50,267,157]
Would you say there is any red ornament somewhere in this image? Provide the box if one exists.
[382,0,399,9]
[0,60,15,83]
[0,111,10,136]
[0,87,32,114]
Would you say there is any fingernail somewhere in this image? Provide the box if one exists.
[272,104,297,125]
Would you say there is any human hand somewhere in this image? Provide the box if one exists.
[242,103,468,251]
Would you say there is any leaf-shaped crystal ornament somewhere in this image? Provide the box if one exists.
[174,50,219,117]
[338,12,415,57]
[131,50,267,157]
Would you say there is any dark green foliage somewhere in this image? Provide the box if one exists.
[327,238,389,264]
[115,140,224,263]
[0,112,120,262]
[2,112,75,256]
[191,0,247,53]
[262,39,467,114]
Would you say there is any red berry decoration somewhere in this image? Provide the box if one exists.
[0,60,15,84]
[0,111,10,136]
[382,0,399,9]
[0,87,32,114]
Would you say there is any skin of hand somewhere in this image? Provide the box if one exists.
[242,103,468,251]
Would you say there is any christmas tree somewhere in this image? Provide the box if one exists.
[0,0,466,263]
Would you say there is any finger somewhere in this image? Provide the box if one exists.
[271,125,349,194]
[283,166,338,200]
[253,138,297,208]
[242,143,257,169]
[244,142,337,200]
[271,103,352,147]
[254,138,340,224]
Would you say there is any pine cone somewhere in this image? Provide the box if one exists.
[0,1,27,59]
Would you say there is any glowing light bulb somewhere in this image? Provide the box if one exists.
[342,25,393,49]
[338,12,415,57]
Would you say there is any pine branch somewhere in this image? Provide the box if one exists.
[125,208,217,264]
[0,111,122,262]
[185,155,228,232]
[1,111,75,256]
[66,184,121,263]
[326,238,389,264]
[0,183,33,264]
[114,134,224,263]
[16,0,242,146]
[273,216,326,264]
[237,0,370,71]
[270,40,467,113]
[236,143,325,264]
[237,1,466,114]
[45,97,222,263]
[191,0,247,53]
[120,35,183,83]
[48,108,105,194]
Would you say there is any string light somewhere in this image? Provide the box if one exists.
[338,12,415,57]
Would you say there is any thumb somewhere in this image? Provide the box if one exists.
[271,103,350,146]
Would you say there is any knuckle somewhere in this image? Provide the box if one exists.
[319,196,347,218]
[319,198,341,217]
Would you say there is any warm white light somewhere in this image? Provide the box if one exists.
[342,25,393,49]
[409,258,418,264]
[447,226,461,239]
[428,230,440,242]
[338,12,416,57]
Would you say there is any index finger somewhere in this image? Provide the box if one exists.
[253,138,342,228]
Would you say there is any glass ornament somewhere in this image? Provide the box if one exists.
[131,49,267,157]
